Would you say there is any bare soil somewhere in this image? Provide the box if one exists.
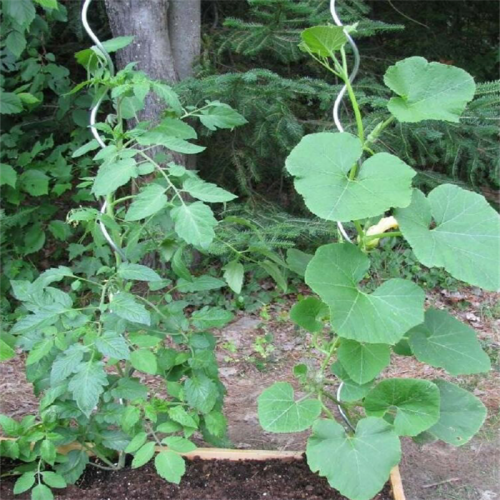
[0,457,393,500]
[1,285,499,500]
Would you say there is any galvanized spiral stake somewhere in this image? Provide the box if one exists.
[330,0,358,431]
[82,0,127,262]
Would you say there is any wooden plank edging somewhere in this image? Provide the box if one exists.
[1,437,405,499]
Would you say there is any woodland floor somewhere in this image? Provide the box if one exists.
[1,285,499,500]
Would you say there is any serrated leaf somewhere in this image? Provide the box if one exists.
[110,292,151,326]
[338,340,391,385]
[155,451,185,485]
[203,411,227,438]
[306,418,401,500]
[118,263,162,282]
[0,163,17,188]
[290,297,328,333]
[3,0,36,26]
[428,380,487,446]
[0,415,20,436]
[13,472,35,494]
[199,102,247,131]
[408,309,491,375]
[132,441,156,468]
[26,338,54,365]
[40,439,57,464]
[20,170,49,196]
[101,36,134,53]
[364,378,440,436]
[384,56,475,123]
[32,484,54,500]
[300,25,347,56]
[395,185,500,291]
[6,31,27,58]
[185,374,218,414]
[125,432,148,453]
[155,118,197,139]
[169,406,197,428]
[68,361,108,417]
[171,247,192,282]
[56,450,89,484]
[124,184,167,221]
[151,83,183,115]
[41,472,66,489]
[183,178,237,203]
[258,382,321,433]
[92,158,138,197]
[0,92,23,114]
[286,133,415,222]
[306,244,425,344]
[223,260,244,294]
[72,139,100,158]
[162,436,197,453]
[34,0,59,9]
[176,276,225,293]
[191,307,234,329]
[136,133,204,154]
[130,349,157,375]
[96,331,130,360]
[171,202,217,248]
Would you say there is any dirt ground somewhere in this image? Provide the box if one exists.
[1,286,499,500]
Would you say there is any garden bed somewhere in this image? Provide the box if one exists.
[0,453,399,500]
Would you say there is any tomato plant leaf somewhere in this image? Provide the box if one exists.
[125,183,168,221]
[183,178,237,203]
[130,349,157,375]
[170,202,217,248]
[68,361,108,417]
[155,451,186,484]
[92,158,138,197]
[185,374,218,414]
[132,441,156,468]
[110,292,151,326]
[118,263,162,282]
[95,331,130,360]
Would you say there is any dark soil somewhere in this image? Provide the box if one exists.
[1,457,392,500]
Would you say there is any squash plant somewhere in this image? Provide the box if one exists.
[0,36,247,500]
[258,25,499,500]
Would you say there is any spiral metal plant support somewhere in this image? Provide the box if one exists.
[330,0,358,431]
[81,0,127,262]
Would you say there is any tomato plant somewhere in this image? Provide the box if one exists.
[258,25,499,500]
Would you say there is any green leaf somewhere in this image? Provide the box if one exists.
[408,309,491,375]
[31,484,54,500]
[364,378,440,436]
[0,338,16,361]
[306,418,401,500]
[18,92,40,105]
[3,0,36,26]
[48,220,71,241]
[286,249,312,277]
[260,260,288,292]
[132,441,156,468]
[185,374,218,414]
[171,202,217,248]
[41,472,66,489]
[96,331,130,360]
[428,380,487,446]
[6,31,27,57]
[136,133,205,154]
[20,170,49,196]
[125,432,148,453]
[384,56,476,123]
[258,382,321,433]
[290,297,328,333]
[183,178,237,203]
[151,83,183,115]
[176,276,225,293]
[130,349,157,375]
[0,415,20,436]
[118,263,162,282]
[92,158,138,197]
[191,307,234,329]
[0,92,23,114]
[51,344,87,384]
[33,0,59,9]
[124,184,167,221]
[0,163,17,188]
[306,244,425,344]
[332,362,373,402]
[338,340,391,385]
[171,247,192,282]
[40,439,57,465]
[13,472,35,494]
[56,450,88,484]
[101,36,134,53]
[155,451,186,485]
[162,436,197,453]
[286,133,416,222]
[26,338,54,366]
[300,26,347,56]
[110,292,151,325]
[198,102,248,131]
[68,361,109,417]
[155,118,197,139]
[223,260,244,294]
[72,139,100,158]
[204,411,227,438]
[169,406,197,428]
[395,185,500,291]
